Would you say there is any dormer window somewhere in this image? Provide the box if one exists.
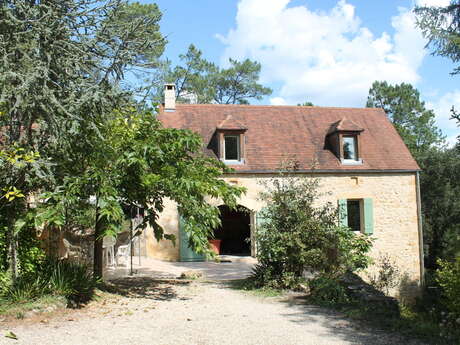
[327,118,364,165]
[343,136,358,161]
[224,134,240,161]
[213,115,247,165]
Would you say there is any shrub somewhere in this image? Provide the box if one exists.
[308,275,349,305]
[435,258,460,341]
[367,254,401,296]
[254,166,373,289]
[3,258,98,306]
[436,258,460,315]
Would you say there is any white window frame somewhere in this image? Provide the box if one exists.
[222,134,244,164]
[341,135,363,165]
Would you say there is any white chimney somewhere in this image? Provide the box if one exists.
[164,83,176,111]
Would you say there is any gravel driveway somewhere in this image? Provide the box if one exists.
[0,277,428,345]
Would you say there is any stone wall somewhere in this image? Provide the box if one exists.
[144,172,422,291]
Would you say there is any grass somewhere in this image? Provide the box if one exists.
[0,295,67,320]
[230,277,448,344]
[227,278,284,298]
[318,298,445,344]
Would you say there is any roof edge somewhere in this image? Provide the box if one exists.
[224,169,421,174]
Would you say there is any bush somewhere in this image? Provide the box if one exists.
[2,258,98,306]
[436,258,460,315]
[308,275,349,305]
[435,258,460,341]
[254,167,373,289]
[367,254,401,296]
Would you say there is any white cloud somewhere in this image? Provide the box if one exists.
[218,0,428,107]
[415,0,450,7]
[270,97,287,105]
[426,91,460,145]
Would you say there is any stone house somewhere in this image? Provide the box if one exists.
[145,84,423,287]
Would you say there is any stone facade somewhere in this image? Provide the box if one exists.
[145,171,422,291]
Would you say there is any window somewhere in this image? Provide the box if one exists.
[223,134,241,162]
[338,198,374,234]
[326,118,364,165]
[343,136,358,161]
[347,200,361,232]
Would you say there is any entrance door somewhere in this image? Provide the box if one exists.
[179,216,205,262]
[214,205,251,256]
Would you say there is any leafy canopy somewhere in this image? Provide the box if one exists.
[416,2,460,75]
[160,44,272,104]
[366,81,444,160]
[253,166,372,289]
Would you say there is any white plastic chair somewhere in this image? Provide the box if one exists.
[115,235,139,267]
[103,236,116,267]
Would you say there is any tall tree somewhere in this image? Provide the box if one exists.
[0,0,166,278]
[420,147,460,267]
[159,44,272,104]
[38,108,244,278]
[366,81,444,160]
[416,2,460,75]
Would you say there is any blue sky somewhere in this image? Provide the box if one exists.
[149,0,459,144]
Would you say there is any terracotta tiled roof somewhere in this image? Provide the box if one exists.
[217,115,247,130]
[327,118,364,135]
[158,104,420,172]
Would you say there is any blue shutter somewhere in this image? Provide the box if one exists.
[363,198,374,235]
[179,215,205,262]
[338,199,348,227]
[256,208,269,231]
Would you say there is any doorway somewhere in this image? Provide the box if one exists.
[214,205,251,256]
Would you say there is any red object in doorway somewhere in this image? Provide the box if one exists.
[209,239,222,255]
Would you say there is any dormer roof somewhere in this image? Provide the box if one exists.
[216,115,247,131]
[327,117,364,135]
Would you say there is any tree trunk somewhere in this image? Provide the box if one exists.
[8,222,18,280]
[93,198,103,280]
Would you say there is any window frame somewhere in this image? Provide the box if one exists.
[346,199,363,233]
[338,198,374,235]
[218,131,245,165]
[339,133,363,165]
[223,134,241,162]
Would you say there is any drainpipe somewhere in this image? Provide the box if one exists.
[416,171,425,287]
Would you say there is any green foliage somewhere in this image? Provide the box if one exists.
[160,44,272,104]
[435,258,460,341]
[436,258,460,315]
[308,276,349,306]
[366,81,444,160]
[420,147,460,267]
[0,0,166,278]
[297,101,314,106]
[36,107,244,262]
[3,259,97,305]
[367,254,401,296]
[415,2,460,75]
[253,167,372,289]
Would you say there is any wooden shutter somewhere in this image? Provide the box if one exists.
[363,198,374,235]
[256,208,269,231]
[179,215,205,262]
[338,199,348,227]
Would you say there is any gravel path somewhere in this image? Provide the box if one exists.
[0,278,427,345]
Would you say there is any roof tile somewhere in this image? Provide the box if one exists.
[158,104,420,172]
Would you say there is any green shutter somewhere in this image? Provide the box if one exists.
[338,199,348,227]
[363,198,374,235]
[256,208,269,231]
[179,215,205,262]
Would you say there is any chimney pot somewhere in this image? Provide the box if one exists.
[164,83,176,111]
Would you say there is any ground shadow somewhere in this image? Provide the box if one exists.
[101,277,191,301]
[222,279,434,345]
